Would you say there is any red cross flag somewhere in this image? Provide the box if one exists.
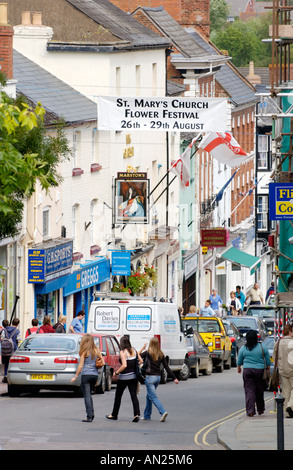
[170,137,198,189]
[198,132,247,167]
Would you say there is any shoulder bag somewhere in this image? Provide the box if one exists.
[95,354,105,369]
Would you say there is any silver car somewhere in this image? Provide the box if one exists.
[7,333,108,397]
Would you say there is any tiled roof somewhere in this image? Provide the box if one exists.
[13,50,97,124]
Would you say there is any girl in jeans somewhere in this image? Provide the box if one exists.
[71,334,104,422]
[139,337,179,422]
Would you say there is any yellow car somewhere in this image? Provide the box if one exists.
[182,316,232,372]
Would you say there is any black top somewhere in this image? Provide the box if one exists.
[140,351,176,380]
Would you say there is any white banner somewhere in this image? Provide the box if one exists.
[97,96,228,132]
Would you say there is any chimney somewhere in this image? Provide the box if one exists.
[0,3,13,79]
[13,10,53,60]
[246,61,261,85]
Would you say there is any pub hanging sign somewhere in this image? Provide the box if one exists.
[114,172,149,225]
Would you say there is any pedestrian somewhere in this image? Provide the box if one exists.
[209,289,223,315]
[237,329,271,416]
[53,315,67,333]
[245,282,264,306]
[235,286,245,314]
[199,300,214,316]
[265,281,275,302]
[185,305,198,317]
[25,318,39,337]
[71,333,104,422]
[139,337,179,422]
[38,315,55,333]
[273,324,293,418]
[1,318,21,383]
[106,335,141,422]
[70,311,85,333]
[226,291,241,316]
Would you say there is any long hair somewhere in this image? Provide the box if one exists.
[120,335,133,354]
[148,336,164,362]
[79,334,99,359]
[245,329,258,351]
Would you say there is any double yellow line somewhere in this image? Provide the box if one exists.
[194,397,274,447]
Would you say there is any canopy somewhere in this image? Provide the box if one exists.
[221,247,260,275]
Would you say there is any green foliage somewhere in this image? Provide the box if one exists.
[210,0,230,33]
[0,91,72,239]
[212,14,272,67]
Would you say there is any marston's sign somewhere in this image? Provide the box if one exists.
[201,228,228,248]
[97,96,227,132]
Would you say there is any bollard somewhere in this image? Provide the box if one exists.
[275,394,285,450]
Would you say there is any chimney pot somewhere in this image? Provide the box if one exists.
[0,3,8,25]
[32,11,42,25]
[21,11,31,25]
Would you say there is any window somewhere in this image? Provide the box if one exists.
[257,195,268,231]
[43,206,50,238]
[72,204,79,250]
[257,135,270,169]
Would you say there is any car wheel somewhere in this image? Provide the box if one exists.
[96,369,106,394]
[191,360,199,378]
[203,357,213,376]
[224,352,232,370]
[160,368,168,384]
[178,359,190,381]
[215,361,224,373]
[232,348,238,367]
[106,371,112,391]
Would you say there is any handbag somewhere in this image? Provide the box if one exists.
[261,344,270,382]
[95,355,105,369]
[269,339,280,391]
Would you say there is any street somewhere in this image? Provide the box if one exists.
[0,368,263,451]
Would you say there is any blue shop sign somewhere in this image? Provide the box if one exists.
[63,257,110,296]
[111,251,131,276]
[28,240,73,283]
[269,183,293,220]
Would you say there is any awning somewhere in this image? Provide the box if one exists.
[221,247,261,275]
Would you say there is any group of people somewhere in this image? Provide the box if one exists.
[183,283,266,318]
[73,334,178,423]
[0,311,86,383]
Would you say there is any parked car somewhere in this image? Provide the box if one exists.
[222,319,245,367]
[262,336,276,375]
[246,305,275,335]
[223,316,269,342]
[88,333,120,389]
[184,326,213,377]
[7,334,110,397]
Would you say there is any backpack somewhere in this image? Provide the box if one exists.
[1,329,18,356]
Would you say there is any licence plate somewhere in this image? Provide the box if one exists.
[30,374,54,380]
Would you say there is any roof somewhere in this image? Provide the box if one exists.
[65,0,171,49]
[186,29,257,106]
[13,50,97,124]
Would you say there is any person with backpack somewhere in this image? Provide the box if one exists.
[25,318,40,338]
[1,318,21,383]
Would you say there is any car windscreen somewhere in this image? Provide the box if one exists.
[230,318,257,329]
[263,337,275,349]
[18,336,77,352]
[247,309,275,318]
[197,319,221,333]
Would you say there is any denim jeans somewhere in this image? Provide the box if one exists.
[144,375,166,419]
[81,374,98,420]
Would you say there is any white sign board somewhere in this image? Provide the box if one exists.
[97,96,228,132]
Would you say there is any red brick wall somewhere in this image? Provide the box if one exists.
[0,25,13,79]
[113,0,210,37]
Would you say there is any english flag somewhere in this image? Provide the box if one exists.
[170,137,198,189]
[198,132,247,167]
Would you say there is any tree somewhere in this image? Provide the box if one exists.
[0,84,71,239]
[210,0,230,35]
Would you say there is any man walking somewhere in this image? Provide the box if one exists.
[273,324,293,418]
[245,282,264,306]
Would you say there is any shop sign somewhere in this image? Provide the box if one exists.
[269,182,293,220]
[111,251,131,276]
[28,240,73,283]
[63,258,110,296]
[201,228,228,248]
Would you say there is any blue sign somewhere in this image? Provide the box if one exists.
[269,183,293,220]
[111,251,131,276]
[63,258,110,296]
[28,241,73,283]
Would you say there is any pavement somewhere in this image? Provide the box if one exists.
[1,363,293,451]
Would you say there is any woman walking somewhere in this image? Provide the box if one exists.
[139,337,179,422]
[237,330,270,416]
[71,334,104,422]
[106,336,140,422]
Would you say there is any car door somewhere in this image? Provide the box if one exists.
[195,330,209,368]
[109,336,120,374]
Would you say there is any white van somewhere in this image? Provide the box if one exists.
[88,299,189,380]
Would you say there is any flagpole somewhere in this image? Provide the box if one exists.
[230,176,264,217]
